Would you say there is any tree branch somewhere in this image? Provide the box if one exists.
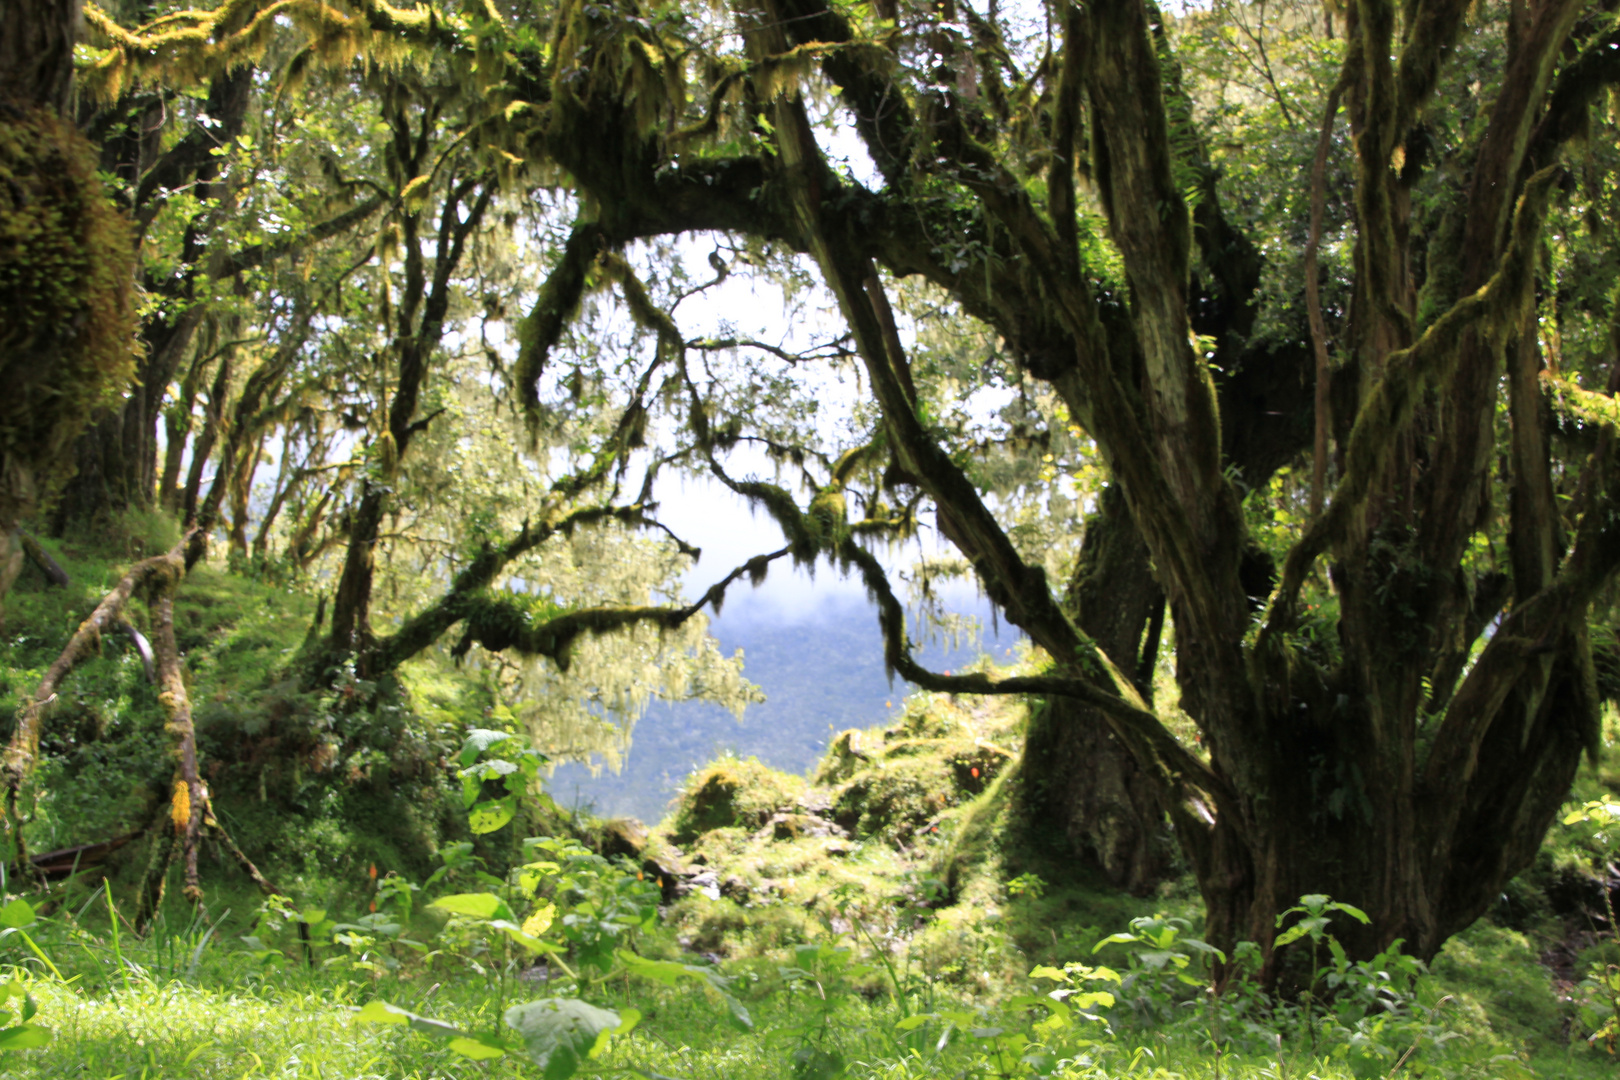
[2,535,189,865]
[1260,164,1563,642]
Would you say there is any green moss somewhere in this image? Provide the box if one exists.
[0,107,137,517]
[669,754,806,843]
[1431,920,1569,1048]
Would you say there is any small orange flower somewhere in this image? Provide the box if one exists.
[369,863,378,880]
[970,767,980,779]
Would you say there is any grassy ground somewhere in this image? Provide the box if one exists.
[3,899,1616,1080]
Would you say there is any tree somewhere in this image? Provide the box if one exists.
[0,0,137,615]
[74,0,1620,982]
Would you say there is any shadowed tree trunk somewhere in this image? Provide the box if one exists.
[0,0,136,619]
[1021,484,1171,894]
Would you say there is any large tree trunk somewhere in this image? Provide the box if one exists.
[1019,485,1171,894]
[0,0,79,114]
[0,0,137,618]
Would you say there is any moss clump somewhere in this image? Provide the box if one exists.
[829,735,1011,840]
[813,728,871,785]
[0,106,137,518]
[669,754,806,843]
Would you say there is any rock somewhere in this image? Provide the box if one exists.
[676,869,721,901]
[750,811,849,843]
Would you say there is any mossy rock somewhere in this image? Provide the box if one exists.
[831,755,958,839]
[934,763,1017,898]
[813,729,871,785]
[669,755,805,844]
[594,817,650,859]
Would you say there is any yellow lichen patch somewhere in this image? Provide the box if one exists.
[171,779,191,832]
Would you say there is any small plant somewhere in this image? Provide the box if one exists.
[1093,913,1224,1023]
[1564,798,1620,1052]
[1005,873,1046,900]
[0,974,49,1052]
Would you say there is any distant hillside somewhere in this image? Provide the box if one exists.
[548,593,1016,822]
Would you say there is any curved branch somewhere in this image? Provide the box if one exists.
[447,546,794,669]
[1525,13,1620,171]
[515,222,603,417]
[369,504,664,673]
[835,534,1236,825]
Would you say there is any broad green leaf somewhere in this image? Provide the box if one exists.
[352,1000,469,1041]
[1091,932,1138,952]
[1330,902,1371,924]
[521,902,555,938]
[352,1000,409,1026]
[616,950,706,985]
[1006,994,1067,1016]
[613,1008,642,1035]
[894,1014,932,1032]
[0,900,35,931]
[1273,924,1310,948]
[488,920,563,955]
[504,998,621,1080]
[1028,965,1068,983]
[0,1024,50,1050]
[460,728,515,767]
[447,1037,506,1060]
[468,796,517,834]
[722,992,752,1031]
[430,893,514,921]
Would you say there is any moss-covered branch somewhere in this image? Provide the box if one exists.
[368,504,666,673]
[2,535,188,866]
[515,221,603,418]
[834,533,1236,830]
[445,546,794,670]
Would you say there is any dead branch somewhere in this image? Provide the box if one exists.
[2,536,187,866]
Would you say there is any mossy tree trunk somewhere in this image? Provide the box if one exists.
[0,0,137,617]
[1020,485,1172,895]
[323,85,492,667]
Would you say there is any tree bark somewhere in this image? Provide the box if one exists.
[152,593,205,903]
[1019,485,1171,894]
